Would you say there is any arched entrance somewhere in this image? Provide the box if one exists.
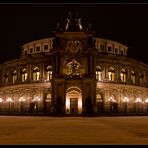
[66,86,82,115]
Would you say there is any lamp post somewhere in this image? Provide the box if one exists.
[145,98,148,114]
[18,97,26,113]
[135,98,142,113]
[108,96,116,113]
[123,97,129,114]
[33,96,40,112]
[0,98,3,112]
[6,98,13,113]
[36,96,41,112]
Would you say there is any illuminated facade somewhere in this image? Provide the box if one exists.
[0,13,148,116]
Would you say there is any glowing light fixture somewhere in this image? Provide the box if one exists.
[145,98,148,103]
[6,98,13,102]
[123,96,129,102]
[135,98,142,103]
[19,97,25,102]
[108,96,116,102]
[0,98,3,103]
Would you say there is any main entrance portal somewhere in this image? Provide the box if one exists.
[70,98,78,114]
[66,87,82,115]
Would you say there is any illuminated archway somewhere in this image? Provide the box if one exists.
[66,86,82,114]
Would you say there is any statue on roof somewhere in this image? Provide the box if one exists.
[65,11,83,31]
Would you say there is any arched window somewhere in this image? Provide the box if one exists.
[120,68,126,83]
[46,66,52,81]
[21,68,27,82]
[139,72,144,85]
[12,70,17,83]
[66,59,80,76]
[96,93,103,113]
[108,67,115,81]
[96,93,103,103]
[131,70,136,84]
[46,93,52,102]
[33,67,40,81]
[96,66,102,81]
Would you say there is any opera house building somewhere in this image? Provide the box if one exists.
[0,13,148,116]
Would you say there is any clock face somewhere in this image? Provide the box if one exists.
[66,40,82,53]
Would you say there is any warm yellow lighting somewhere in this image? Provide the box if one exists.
[135,98,142,103]
[96,71,102,81]
[145,98,148,103]
[108,96,116,102]
[123,97,129,102]
[108,96,113,102]
[96,94,103,102]
[22,73,27,82]
[78,97,82,114]
[66,97,70,114]
[6,98,13,102]
[37,72,40,80]
[36,96,40,101]
[24,73,28,80]
[33,96,41,102]
[66,88,82,114]
[0,98,3,103]
[108,72,115,81]
[19,97,26,102]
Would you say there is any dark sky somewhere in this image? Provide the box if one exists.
[0,3,148,64]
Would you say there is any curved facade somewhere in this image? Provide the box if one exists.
[0,14,148,116]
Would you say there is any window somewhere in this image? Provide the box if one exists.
[24,50,27,55]
[120,68,126,83]
[46,93,52,102]
[30,48,33,53]
[36,46,40,52]
[44,45,48,50]
[33,67,40,81]
[46,66,52,81]
[12,70,17,83]
[96,94,103,103]
[108,46,112,52]
[96,93,103,112]
[115,48,118,53]
[21,68,27,82]
[131,70,136,84]
[100,45,104,51]
[96,66,102,81]
[139,72,144,84]
[108,67,115,81]
[120,50,124,55]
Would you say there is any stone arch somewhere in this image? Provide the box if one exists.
[66,86,82,115]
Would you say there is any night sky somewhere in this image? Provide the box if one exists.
[0,3,148,64]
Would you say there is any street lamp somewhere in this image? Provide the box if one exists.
[6,98,13,113]
[33,96,41,112]
[123,97,129,114]
[0,98,3,112]
[135,98,142,113]
[145,98,148,113]
[108,96,116,113]
[18,97,26,113]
